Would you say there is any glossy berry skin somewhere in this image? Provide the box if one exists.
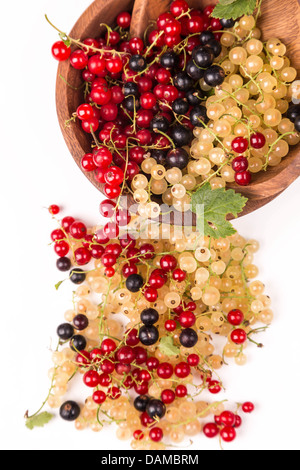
[126,274,144,292]
[250,132,266,149]
[134,395,150,412]
[204,65,226,87]
[227,309,244,326]
[57,323,74,341]
[146,357,159,371]
[166,148,189,169]
[92,390,106,405]
[101,338,117,355]
[230,328,247,345]
[117,11,131,28]
[140,308,159,326]
[242,402,255,413]
[179,328,198,348]
[179,311,196,328]
[129,55,147,72]
[190,105,208,127]
[73,314,89,331]
[192,46,214,68]
[220,18,235,28]
[160,51,178,69]
[170,124,192,147]
[59,401,81,421]
[139,325,159,346]
[208,380,222,394]
[232,137,249,154]
[146,399,166,419]
[69,222,87,240]
[83,370,100,388]
[187,354,200,367]
[70,335,87,352]
[49,204,60,215]
[74,247,92,266]
[157,363,173,379]
[220,411,236,427]
[165,320,177,332]
[160,255,177,272]
[99,199,116,218]
[186,60,205,80]
[175,384,187,398]
[175,362,191,378]
[54,240,69,257]
[52,41,71,61]
[235,170,252,186]
[70,50,88,70]
[220,426,236,443]
[161,389,175,404]
[70,268,86,285]
[203,423,219,438]
[116,346,135,364]
[232,156,249,173]
[56,257,71,272]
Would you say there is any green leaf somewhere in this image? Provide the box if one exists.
[25,412,54,430]
[212,0,257,19]
[159,336,180,357]
[219,0,239,5]
[191,183,247,239]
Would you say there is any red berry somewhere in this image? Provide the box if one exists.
[117,11,131,29]
[157,362,173,379]
[101,252,117,268]
[104,166,124,186]
[133,430,144,441]
[175,362,191,378]
[129,37,144,54]
[220,411,236,427]
[106,57,123,74]
[139,243,155,260]
[100,359,115,374]
[74,247,92,266]
[104,184,121,199]
[101,338,117,355]
[144,287,158,303]
[250,132,266,149]
[93,390,106,404]
[54,240,69,257]
[125,328,140,346]
[235,170,252,186]
[242,402,255,413]
[100,103,118,122]
[187,354,200,367]
[83,370,100,388]
[103,221,119,239]
[88,55,106,75]
[232,156,249,173]
[105,267,115,278]
[99,199,116,218]
[179,311,196,328]
[70,50,88,70]
[49,204,60,215]
[161,389,175,404]
[69,222,87,240]
[51,229,65,242]
[107,386,121,400]
[81,153,97,172]
[140,92,157,110]
[227,309,244,326]
[230,329,247,345]
[208,380,222,394]
[165,320,177,332]
[51,41,71,61]
[91,85,112,106]
[149,427,163,442]
[61,216,75,233]
[175,384,187,398]
[172,269,187,282]
[170,0,189,17]
[187,16,204,33]
[232,137,249,154]
[220,426,236,443]
[160,255,177,272]
[146,357,159,370]
[115,346,135,364]
[203,423,219,438]
[234,415,242,428]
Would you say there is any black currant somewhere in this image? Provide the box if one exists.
[295,115,300,132]
[56,257,71,272]
[204,65,225,87]
[166,148,189,170]
[186,89,204,106]
[199,31,215,46]
[160,51,178,69]
[70,334,87,352]
[170,124,193,147]
[134,395,150,412]
[129,54,147,72]
[73,314,89,331]
[70,269,86,285]
[59,401,81,421]
[124,96,140,112]
[220,18,235,28]
[123,81,139,97]
[139,325,159,346]
[173,72,194,92]
[150,115,169,133]
[206,39,222,58]
[186,60,205,80]
[126,274,144,293]
[190,105,208,127]
[287,104,300,122]
[151,149,167,165]
[146,399,166,419]
[141,308,159,326]
[172,98,189,115]
[179,328,198,348]
[57,323,75,341]
[192,46,214,69]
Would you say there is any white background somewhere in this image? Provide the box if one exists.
[1,0,299,451]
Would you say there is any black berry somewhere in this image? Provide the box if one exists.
[70,269,86,285]
[179,328,198,348]
[70,334,87,352]
[56,257,71,272]
[126,274,144,292]
[170,124,193,147]
[150,115,169,133]
[220,18,235,28]
[173,72,194,92]
[134,395,150,412]
[73,314,89,331]
[123,82,139,97]
[129,54,147,72]
[166,148,189,170]
[146,399,166,419]
[287,104,300,122]
[139,325,159,346]
[160,51,178,69]
[186,89,204,106]
[190,105,208,127]
[204,65,226,87]
[124,95,140,112]
[57,323,75,341]
[295,115,300,132]
[199,31,215,46]
[206,39,222,58]
[172,98,189,115]
[186,60,205,80]
[141,308,159,326]
[151,149,167,165]
[192,46,214,69]
[59,401,81,421]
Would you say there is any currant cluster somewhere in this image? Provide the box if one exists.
[44,206,272,449]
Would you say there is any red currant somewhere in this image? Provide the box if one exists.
[51,41,71,61]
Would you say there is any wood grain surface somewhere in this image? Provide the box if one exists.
[56,0,300,223]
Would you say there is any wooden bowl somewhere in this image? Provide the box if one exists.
[56,0,300,219]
